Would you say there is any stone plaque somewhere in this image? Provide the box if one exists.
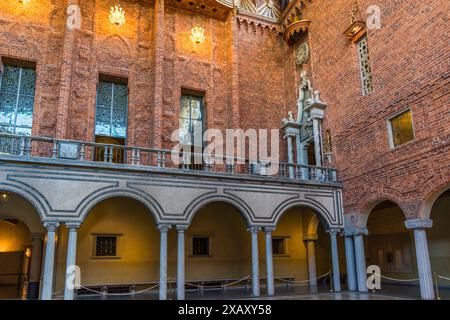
[58,142,79,160]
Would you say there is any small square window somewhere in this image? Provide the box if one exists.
[95,236,117,257]
[388,109,415,148]
[272,237,286,255]
[192,236,209,256]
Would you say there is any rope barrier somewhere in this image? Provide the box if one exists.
[436,274,450,281]
[274,271,331,284]
[185,275,250,289]
[77,283,159,296]
[374,273,419,282]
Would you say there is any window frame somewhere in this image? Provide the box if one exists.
[356,35,374,96]
[272,236,289,256]
[0,63,36,135]
[94,78,129,140]
[91,233,122,260]
[387,108,416,149]
[179,93,205,147]
[190,235,211,257]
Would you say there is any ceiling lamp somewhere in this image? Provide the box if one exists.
[109,4,126,26]
[0,191,9,203]
[18,0,31,3]
[191,5,205,44]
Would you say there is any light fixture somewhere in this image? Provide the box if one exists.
[18,0,31,3]
[191,4,205,44]
[25,248,32,258]
[109,3,126,26]
[0,191,9,203]
[343,1,367,42]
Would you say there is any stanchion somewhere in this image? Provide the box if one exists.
[434,272,441,300]
[329,270,333,292]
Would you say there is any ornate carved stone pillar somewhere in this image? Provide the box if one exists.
[303,234,318,289]
[264,227,275,296]
[328,228,341,292]
[158,224,171,300]
[405,219,435,300]
[176,225,188,300]
[64,223,80,300]
[41,222,59,300]
[248,226,261,297]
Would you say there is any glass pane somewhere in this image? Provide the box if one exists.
[95,105,111,136]
[190,99,202,120]
[180,96,191,119]
[97,82,112,107]
[191,120,203,146]
[1,66,20,94]
[179,118,191,144]
[16,95,34,128]
[0,92,17,125]
[15,127,31,136]
[19,68,36,96]
[391,111,414,147]
[111,84,127,138]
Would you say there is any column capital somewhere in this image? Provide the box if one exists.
[263,226,276,233]
[341,227,368,237]
[176,225,189,232]
[65,222,81,231]
[43,222,60,232]
[404,219,433,230]
[157,224,172,232]
[326,228,341,236]
[303,234,318,241]
[247,226,261,234]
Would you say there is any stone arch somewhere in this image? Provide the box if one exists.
[423,181,450,219]
[0,183,45,233]
[272,198,335,230]
[306,214,320,235]
[185,194,254,226]
[356,187,405,217]
[78,188,164,224]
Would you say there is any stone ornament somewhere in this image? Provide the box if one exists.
[296,42,310,66]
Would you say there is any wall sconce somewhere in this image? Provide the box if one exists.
[109,4,126,26]
[343,1,367,43]
[25,248,32,258]
[0,191,9,203]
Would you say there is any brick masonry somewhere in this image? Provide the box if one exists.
[0,0,448,220]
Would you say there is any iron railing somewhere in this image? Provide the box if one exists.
[0,133,338,183]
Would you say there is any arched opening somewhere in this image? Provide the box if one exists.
[366,200,419,298]
[54,196,160,300]
[0,191,44,299]
[271,206,345,295]
[184,202,252,299]
[428,188,450,299]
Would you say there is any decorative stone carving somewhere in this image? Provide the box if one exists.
[404,219,433,230]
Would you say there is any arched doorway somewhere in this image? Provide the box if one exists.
[54,196,161,300]
[0,191,44,299]
[366,201,420,298]
[428,188,450,299]
[272,206,344,296]
[184,202,252,299]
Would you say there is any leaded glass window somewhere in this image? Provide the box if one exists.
[95,81,128,138]
[357,36,373,96]
[272,237,286,255]
[179,95,204,146]
[0,65,36,135]
[95,236,117,257]
[192,236,209,256]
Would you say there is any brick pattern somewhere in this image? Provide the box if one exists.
[0,0,448,219]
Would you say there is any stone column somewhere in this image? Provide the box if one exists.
[64,223,80,300]
[176,225,188,300]
[264,227,275,296]
[249,226,260,297]
[41,222,59,300]
[328,229,341,292]
[342,230,357,292]
[28,233,44,299]
[158,224,171,300]
[352,228,368,292]
[286,135,294,178]
[405,219,435,300]
[312,118,322,167]
[303,234,318,289]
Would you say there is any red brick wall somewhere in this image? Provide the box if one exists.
[298,0,450,217]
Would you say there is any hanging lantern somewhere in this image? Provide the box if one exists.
[0,191,10,203]
[109,4,126,26]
